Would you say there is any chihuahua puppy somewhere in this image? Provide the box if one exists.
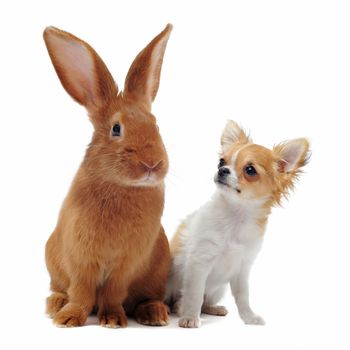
[166,120,310,328]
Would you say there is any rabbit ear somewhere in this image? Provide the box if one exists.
[43,27,118,111]
[124,24,172,111]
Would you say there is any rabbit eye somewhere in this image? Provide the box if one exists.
[111,123,121,137]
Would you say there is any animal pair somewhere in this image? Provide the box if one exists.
[44,25,310,328]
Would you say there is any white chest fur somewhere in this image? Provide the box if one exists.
[203,198,264,288]
[171,192,265,290]
[168,191,265,302]
[168,190,268,328]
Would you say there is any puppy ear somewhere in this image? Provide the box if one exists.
[124,24,172,111]
[221,120,250,153]
[274,138,310,173]
[43,27,118,111]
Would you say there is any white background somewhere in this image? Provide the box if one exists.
[1,0,349,349]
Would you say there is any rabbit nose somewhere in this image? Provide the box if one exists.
[140,160,163,171]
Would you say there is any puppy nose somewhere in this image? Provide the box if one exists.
[218,167,230,177]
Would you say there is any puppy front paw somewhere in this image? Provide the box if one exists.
[178,316,201,328]
[241,312,265,325]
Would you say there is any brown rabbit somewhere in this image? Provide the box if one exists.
[43,24,172,328]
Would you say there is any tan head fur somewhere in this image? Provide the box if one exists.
[217,120,310,207]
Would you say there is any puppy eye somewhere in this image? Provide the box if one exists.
[245,165,257,176]
[218,158,225,168]
[111,123,121,137]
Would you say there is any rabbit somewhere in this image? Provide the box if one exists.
[43,24,173,328]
